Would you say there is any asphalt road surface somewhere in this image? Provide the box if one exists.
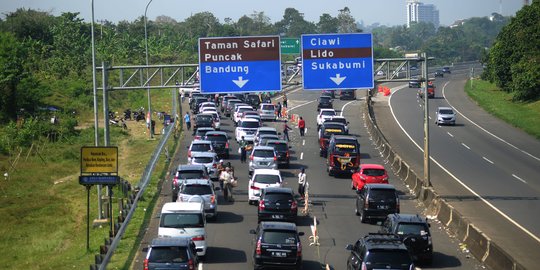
[372,64,540,269]
[132,85,484,270]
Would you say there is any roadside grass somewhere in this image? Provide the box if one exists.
[465,79,540,139]
[0,89,179,269]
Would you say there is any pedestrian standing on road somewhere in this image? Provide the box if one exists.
[298,117,305,136]
[184,112,191,131]
[276,102,282,118]
[180,89,185,103]
[283,120,292,141]
[239,136,248,163]
[217,160,226,190]
[298,168,307,199]
[219,167,234,202]
[283,93,288,108]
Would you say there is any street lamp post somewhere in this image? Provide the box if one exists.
[144,0,154,139]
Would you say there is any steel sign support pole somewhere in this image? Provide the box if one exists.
[86,185,91,252]
[422,52,431,187]
[144,0,154,139]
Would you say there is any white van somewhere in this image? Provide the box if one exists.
[158,202,207,257]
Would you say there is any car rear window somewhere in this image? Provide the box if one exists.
[196,115,213,122]
[320,96,331,101]
[160,213,204,228]
[365,250,411,265]
[439,109,453,114]
[369,189,397,202]
[191,144,211,152]
[253,149,275,158]
[262,105,275,110]
[177,171,205,179]
[327,118,346,125]
[237,107,253,113]
[264,192,293,202]
[149,246,188,263]
[323,128,345,137]
[334,143,357,153]
[240,121,260,128]
[364,169,385,176]
[205,134,227,142]
[258,130,277,136]
[396,223,429,236]
[192,156,214,164]
[182,184,212,195]
[267,142,288,151]
[321,111,336,116]
[254,174,281,184]
[262,230,297,244]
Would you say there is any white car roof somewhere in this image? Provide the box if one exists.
[190,152,217,158]
[252,169,281,176]
[191,140,212,145]
[438,106,453,110]
[258,127,277,132]
[161,202,203,213]
[239,118,259,123]
[319,109,336,114]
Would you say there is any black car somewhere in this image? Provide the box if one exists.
[339,89,356,100]
[322,89,335,98]
[144,237,199,270]
[225,99,243,117]
[434,70,444,77]
[345,233,414,270]
[442,66,451,73]
[355,184,400,223]
[318,122,347,157]
[265,139,290,168]
[317,96,333,111]
[172,164,209,201]
[194,114,214,131]
[193,127,215,140]
[258,187,297,223]
[246,94,261,109]
[379,214,433,264]
[204,131,230,159]
[326,135,360,176]
[250,221,304,270]
[190,96,208,113]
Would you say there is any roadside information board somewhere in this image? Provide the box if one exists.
[80,146,118,174]
[281,38,300,54]
[199,36,282,93]
[301,33,374,90]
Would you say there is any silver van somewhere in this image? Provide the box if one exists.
[258,103,276,121]
[248,146,278,175]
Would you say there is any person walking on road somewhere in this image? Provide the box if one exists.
[298,168,307,199]
[219,167,235,202]
[239,136,248,163]
[184,112,191,131]
[276,102,282,118]
[298,116,305,136]
[283,120,292,142]
[282,93,288,108]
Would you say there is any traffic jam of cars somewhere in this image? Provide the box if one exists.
[144,89,434,270]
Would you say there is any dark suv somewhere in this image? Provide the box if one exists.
[379,214,433,264]
[317,96,333,111]
[345,233,414,270]
[204,131,230,159]
[318,122,347,157]
[258,187,297,223]
[326,135,360,176]
[265,139,290,168]
[144,237,199,270]
[339,89,356,100]
[250,221,304,270]
[355,184,400,223]
[172,164,209,202]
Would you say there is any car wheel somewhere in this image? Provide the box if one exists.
[351,181,356,190]
[328,168,334,176]
[172,195,177,202]
[355,205,360,216]
[360,209,367,223]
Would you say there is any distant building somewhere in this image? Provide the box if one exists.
[406,0,440,28]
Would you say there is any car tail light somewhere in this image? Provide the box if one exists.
[192,235,205,241]
[188,258,195,270]
[361,262,367,270]
[256,239,262,255]
[396,197,400,213]
[210,195,215,204]
[297,241,302,257]
[213,163,217,168]
[273,156,277,161]
[225,142,229,149]
[250,155,254,161]
[291,201,297,211]
[143,259,149,270]
[188,150,192,158]
[251,185,260,190]
[258,199,265,211]
[286,151,290,158]
[194,135,200,140]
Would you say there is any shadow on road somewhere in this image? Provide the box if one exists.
[302,260,326,270]
[428,251,462,268]
[213,211,244,224]
[204,246,247,264]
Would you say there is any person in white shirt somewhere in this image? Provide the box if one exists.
[298,168,307,199]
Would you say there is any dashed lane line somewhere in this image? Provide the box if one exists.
[512,174,527,184]
[482,157,494,164]
[447,132,454,138]
[461,143,470,150]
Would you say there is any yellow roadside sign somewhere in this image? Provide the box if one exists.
[80,146,118,174]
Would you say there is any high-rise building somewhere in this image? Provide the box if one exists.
[406,0,440,28]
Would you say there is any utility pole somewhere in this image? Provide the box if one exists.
[422,52,431,187]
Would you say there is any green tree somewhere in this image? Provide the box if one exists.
[275,8,316,37]
[317,13,338,33]
[337,7,359,33]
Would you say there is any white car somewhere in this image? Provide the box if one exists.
[235,118,261,143]
[188,140,214,162]
[254,127,279,145]
[435,106,456,126]
[198,102,217,114]
[258,103,277,121]
[248,169,283,205]
[233,105,255,124]
[158,202,207,256]
[317,109,337,127]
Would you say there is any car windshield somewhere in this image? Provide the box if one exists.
[192,156,214,164]
[268,142,288,151]
[365,250,411,265]
[237,107,252,113]
[253,150,275,158]
[191,144,211,152]
[440,109,454,114]
[262,105,275,110]
[205,135,227,142]
[240,121,260,128]
[182,184,212,195]
[397,223,429,236]
[369,189,397,202]
[160,213,204,228]
[177,171,205,179]
[321,111,336,116]
[265,193,293,202]
[320,96,331,102]
[148,246,188,263]
[262,230,297,244]
[363,169,386,176]
[258,130,277,136]
[254,174,281,184]
[197,115,213,122]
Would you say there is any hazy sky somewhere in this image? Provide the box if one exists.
[0,0,524,27]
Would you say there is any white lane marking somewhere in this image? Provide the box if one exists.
[461,143,470,150]
[389,85,540,244]
[300,152,304,160]
[305,128,307,135]
[447,132,454,137]
[482,157,494,164]
[199,262,203,270]
[276,87,303,101]
[288,100,316,112]
[340,100,358,116]
[512,174,527,184]
[428,116,432,120]
[442,81,540,163]
[302,139,305,146]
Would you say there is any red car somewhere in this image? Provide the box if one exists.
[351,164,389,190]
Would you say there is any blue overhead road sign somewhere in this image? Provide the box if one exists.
[301,33,374,90]
[199,36,282,93]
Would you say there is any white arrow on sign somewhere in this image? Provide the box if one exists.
[232,76,249,88]
[330,74,346,86]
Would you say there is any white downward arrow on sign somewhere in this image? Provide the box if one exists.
[232,76,249,88]
[330,74,346,85]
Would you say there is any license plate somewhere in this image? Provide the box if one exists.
[272,215,284,219]
[259,162,268,165]
[272,252,287,257]
[377,205,389,210]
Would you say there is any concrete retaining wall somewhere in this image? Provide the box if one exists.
[363,92,525,270]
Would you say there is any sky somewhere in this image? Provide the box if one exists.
[0,0,525,27]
